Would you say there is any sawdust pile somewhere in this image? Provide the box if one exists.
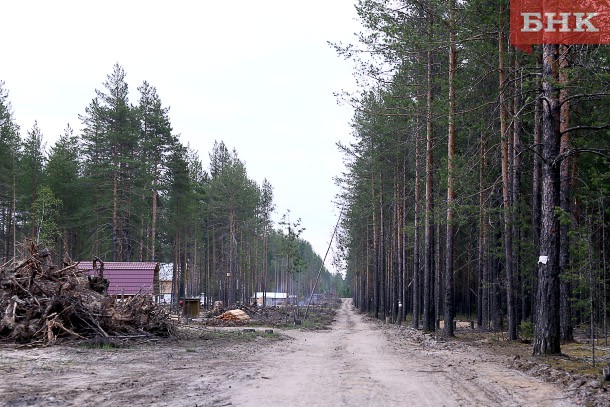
[215,309,250,321]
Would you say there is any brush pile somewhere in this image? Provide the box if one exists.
[0,243,174,346]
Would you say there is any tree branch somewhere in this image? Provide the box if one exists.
[559,92,610,107]
[561,124,610,135]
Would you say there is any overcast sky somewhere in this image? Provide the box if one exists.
[2,0,359,273]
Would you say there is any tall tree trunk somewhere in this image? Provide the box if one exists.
[262,223,268,309]
[174,232,181,302]
[532,53,543,324]
[413,118,421,329]
[478,130,488,328]
[423,20,436,331]
[435,222,442,329]
[372,174,380,318]
[558,44,574,342]
[12,163,16,260]
[513,54,523,327]
[533,43,562,356]
[401,164,408,323]
[229,212,237,306]
[151,161,159,261]
[444,6,456,336]
[367,225,372,313]
[499,28,517,340]
[3,207,9,261]
[394,176,402,324]
[112,142,119,261]
[379,173,386,320]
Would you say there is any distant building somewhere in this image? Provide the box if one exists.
[154,264,212,306]
[158,263,173,303]
[252,292,295,306]
[78,261,159,297]
[307,293,337,305]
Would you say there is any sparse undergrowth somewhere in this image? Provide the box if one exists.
[196,303,339,331]
[382,316,610,406]
[193,329,283,342]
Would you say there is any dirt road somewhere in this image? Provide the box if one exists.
[0,299,576,406]
[233,299,573,407]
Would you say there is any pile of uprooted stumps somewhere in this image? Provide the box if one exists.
[0,243,174,346]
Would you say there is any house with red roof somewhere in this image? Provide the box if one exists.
[78,261,160,297]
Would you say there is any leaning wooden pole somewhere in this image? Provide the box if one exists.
[304,207,344,320]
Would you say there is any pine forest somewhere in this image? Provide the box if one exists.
[0,64,345,310]
[335,0,609,356]
[1,0,609,360]
[3,1,610,404]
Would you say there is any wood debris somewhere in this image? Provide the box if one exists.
[215,309,250,321]
[0,242,174,346]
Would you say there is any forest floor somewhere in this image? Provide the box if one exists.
[0,299,608,407]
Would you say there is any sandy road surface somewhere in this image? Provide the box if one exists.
[0,299,576,407]
[233,299,573,407]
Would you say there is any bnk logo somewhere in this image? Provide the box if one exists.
[510,0,610,53]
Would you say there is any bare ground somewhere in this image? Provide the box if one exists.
[0,299,599,406]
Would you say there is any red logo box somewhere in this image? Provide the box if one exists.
[510,0,610,53]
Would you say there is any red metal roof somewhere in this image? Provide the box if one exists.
[77,262,159,296]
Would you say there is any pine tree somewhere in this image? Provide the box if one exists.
[19,121,46,239]
[31,185,61,247]
[80,64,140,260]
[45,124,81,258]
[0,82,21,261]
[137,81,176,261]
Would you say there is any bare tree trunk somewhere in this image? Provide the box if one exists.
[372,174,380,318]
[533,43,562,356]
[112,143,119,261]
[558,44,574,342]
[394,177,402,324]
[3,208,9,261]
[601,197,608,346]
[366,225,372,312]
[423,24,436,331]
[587,220,596,367]
[492,253,502,331]
[401,164,407,323]
[435,222,442,329]
[151,162,158,261]
[532,53,543,325]
[379,173,386,320]
[499,28,517,340]
[262,223,268,309]
[12,164,16,261]
[513,53,523,327]
[413,118,421,329]
[444,6,456,336]
[173,232,181,303]
[478,130,488,329]
[229,212,237,306]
